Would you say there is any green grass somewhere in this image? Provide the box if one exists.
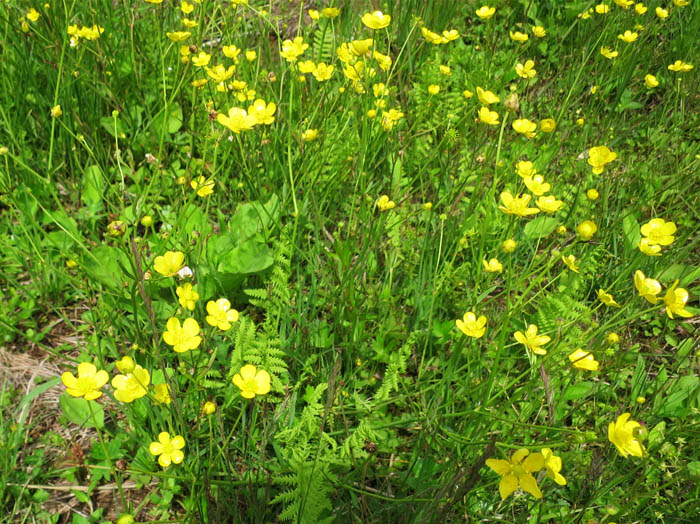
[1,0,699,522]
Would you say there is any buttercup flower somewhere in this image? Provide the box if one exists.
[163,317,202,352]
[635,3,648,14]
[373,51,392,71]
[154,251,185,277]
[477,87,500,105]
[191,51,211,67]
[27,8,40,21]
[600,47,619,59]
[442,29,460,41]
[482,258,503,273]
[191,176,214,197]
[598,289,620,307]
[667,60,693,72]
[478,106,500,125]
[514,324,550,355]
[217,107,258,133]
[51,105,62,118]
[302,129,319,142]
[232,364,271,398]
[609,413,645,458]
[513,119,537,139]
[61,362,109,400]
[634,270,661,304]
[524,175,550,195]
[638,237,662,256]
[112,365,150,403]
[535,195,563,213]
[376,195,396,211]
[202,401,216,415]
[515,60,536,79]
[313,62,334,81]
[205,64,235,82]
[176,283,199,310]
[166,31,191,42]
[587,188,599,200]
[576,220,597,240]
[248,99,276,125]
[421,27,447,45]
[502,238,517,253]
[361,10,391,29]
[640,218,676,246]
[663,280,693,319]
[475,5,496,19]
[541,448,566,485]
[618,30,638,42]
[116,355,135,373]
[615,0,634,7]
[428,84,440,95]
[499,191,540,217]
[456,312,487,338]
[322,7,340,17]
[149,432,185,467]
[516,160,537,178]
[509,30,529,42]
[561,255,579,273]
[485,449,544,500]
[206,298,239,331]
[280,36,309,62]
[606,332,620,344]
[540,118,556,132]
[655,7,669,18]
[568,349,599,371]
[588,145,617,174]
[595,4,610,14]
[180,1,194,14]
[644,74,659,88]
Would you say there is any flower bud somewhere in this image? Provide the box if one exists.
[504,92,520,113]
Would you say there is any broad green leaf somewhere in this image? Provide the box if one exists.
[82,245,129,288]
[622,213,640,252]
[81,165,105,212]
[59,393,104,429]
[562,381,594,402]
[523,217,558,240]
[151,103,183,135]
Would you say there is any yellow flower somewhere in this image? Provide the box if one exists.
[664,280,693,319]
[298,60,316,74]
[516,160,537,178]
[442,29,460,41]
[576,220,597,241]
[655,6,669,18]
[205,299,239,330]
[541,448,566,485]
[634,270,661,304]
[27,8,40,21]
[478,106,500,125]
[205,64,235,83]
[232,364,271,399]
[482,258,503,273]
[154,251,185,277]
[499,191,540,217]
[111,365,150,403]
[485,449,544,500]
[515,59,537,79]
[608,413,645,458]
[50,105,62,118]
[245,49,257,62]
[514,324,551,355]
[509,30,529,42]
[595,4,610,14]
[280,36,309,62]
[673,0,689,6]
[145,0,164,3]
[202,401,216,415]
[638,237,662,256]
[153,383,171,404]
[597,289,620,307]
[540,118,556,132]
[217,107,258,133]
[308,9,320,20]
[475,5,496,19]
[668,60,693,72]
[420,27,445,44]
[463,89,474,99]
[641,218,676,246]
[615,0,634,7]
[569,349,599,370]
[532,26,546,37]
[106,220,126,237]
[535,195,563,215]
[456,312,487,338]
[524,175,550,195]
[176,283,199,310]
[425,84,439,95]
[222,45,241,61]
[618,30,639,42]
[302,129,319,142]
[191,51,211,67]
[381,109,404,130]
[606,332,620,344]
[477,88,500,107]
[373,51,392,71]
[181,18,197,28]
[587,145,617,174]
[149,432,185,468]
[600,47,619,59]
[512,119,537,139]
[502,238,517,253]
[61,362,109,400]
[166,31,191,42]
[322,7,340,17]
[116,356,135,373]
[376,195,396,211]
[635,3,648,14]
[162,317,201,353]
[248,99,276,125]
[190,176,214,197]
[561,255,579,273]
[587,188,599,200]
[180,1,194,14]
[313,62,334,81]
[361,10,391,29]
[644,73,659,87]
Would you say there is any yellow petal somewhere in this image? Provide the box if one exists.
[485,459,511,475]
[240,364,257,380]
[518,473,542,498]
[499,473,519,500]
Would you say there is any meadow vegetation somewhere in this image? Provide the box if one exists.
[1,0,699,522]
